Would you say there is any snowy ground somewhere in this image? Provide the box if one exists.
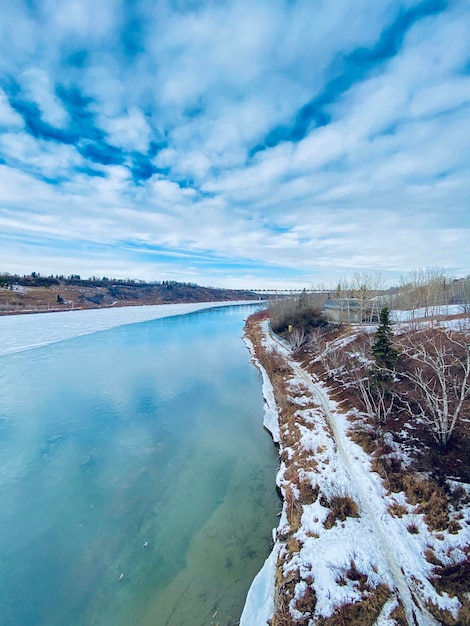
[0,301,253,356]
[241,318,470,626]
[390,304,470,331]
[391,304,469,325]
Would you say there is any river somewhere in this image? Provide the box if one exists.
[0,304,280,625]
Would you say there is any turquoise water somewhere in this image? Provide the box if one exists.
[0,305,280,626]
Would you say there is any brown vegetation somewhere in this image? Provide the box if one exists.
[245,314,394,625]
[246,292,470,625]
[0,273,258,314]
[431,554,470,614]
[316,581,391,626]
[305,318,470,482]
[321,495,360,529]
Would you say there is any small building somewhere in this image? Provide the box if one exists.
[323,298,378,324]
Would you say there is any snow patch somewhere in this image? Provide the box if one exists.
[244,335,281,443]
[239,543,280,626]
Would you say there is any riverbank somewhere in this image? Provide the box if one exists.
[0,276,259,316]
[242,311,470,626]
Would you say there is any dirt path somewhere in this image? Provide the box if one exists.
[269,329,439,626]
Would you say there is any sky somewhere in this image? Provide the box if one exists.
[0,0,469,290]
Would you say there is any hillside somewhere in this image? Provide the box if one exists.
[0,274,259,315]
[243,308,470,626]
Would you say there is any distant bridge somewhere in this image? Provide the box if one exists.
[248,289,331,296]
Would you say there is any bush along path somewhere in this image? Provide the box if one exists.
[244,311,469,626]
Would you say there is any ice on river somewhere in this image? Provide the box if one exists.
[0,301,252,356]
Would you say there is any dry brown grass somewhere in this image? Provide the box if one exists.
[287,535,302,554]
[406,519,420,534]
[283,484,303,533]
[271,565,302,626]
[263,349,293,378]
[448,484,470,508]
[432,555,470,599]
[426,601,470,625]
[293,584,317,624]
[298,478,319,505]
[295,447,319,471]
[390,602,408,625]
[246,314,470,625]
[336,560,369,589]
[316,584,391,626]
[348,428,377,454]
[370,453,450,531]
[0,284,76,313]
[388,502,408,518]
[448,519,462,534]
[402,475,449,531]
[321,495,360,529]
[424,547,443,567]
[247,316,324,626]
[270,564,317,626]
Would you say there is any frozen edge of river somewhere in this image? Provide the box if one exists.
[0,301,255,356]
[240,336,281,626]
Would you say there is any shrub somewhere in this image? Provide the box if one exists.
[298,479,319,505]
[316,583,391,626]
[269,295,328,335]
[323,495,360,529]
[349,429,377,454]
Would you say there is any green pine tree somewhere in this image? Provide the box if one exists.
[371,307,399,381]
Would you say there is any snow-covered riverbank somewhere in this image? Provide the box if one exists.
[241,317,470,626]
[0,301,254,356]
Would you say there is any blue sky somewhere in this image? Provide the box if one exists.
[0,0,469,289]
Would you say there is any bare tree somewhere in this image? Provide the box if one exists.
[397,329,470,446]
[306,328,325,354]
[451,277,470,315]
[350,271,384,324]
[333,273,384,324]
[398,267,449,326]
[287,327,306,350]
[398,274,424,329]
[319,327,396,424]
[341,340,397,425]
[320,347,345,378]
[353,369,397,425]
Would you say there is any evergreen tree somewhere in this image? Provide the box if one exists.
[361,307,400,425]
[371,307,399,372]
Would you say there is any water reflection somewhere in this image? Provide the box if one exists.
[0,304,279,625]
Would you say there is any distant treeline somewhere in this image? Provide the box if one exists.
[0,272,230,289]
[0,272,259,308]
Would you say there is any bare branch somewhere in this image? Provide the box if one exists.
[396,329,470,446]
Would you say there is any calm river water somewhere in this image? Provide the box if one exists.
[0,304,280,626]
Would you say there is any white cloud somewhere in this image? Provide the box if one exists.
[0,132,83,177]
[0,0,469,288]
[19,68,69,127]
[0,89,24,128]
[101,107,152,152]
[43,0,121,42]
[409,77,470,118]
